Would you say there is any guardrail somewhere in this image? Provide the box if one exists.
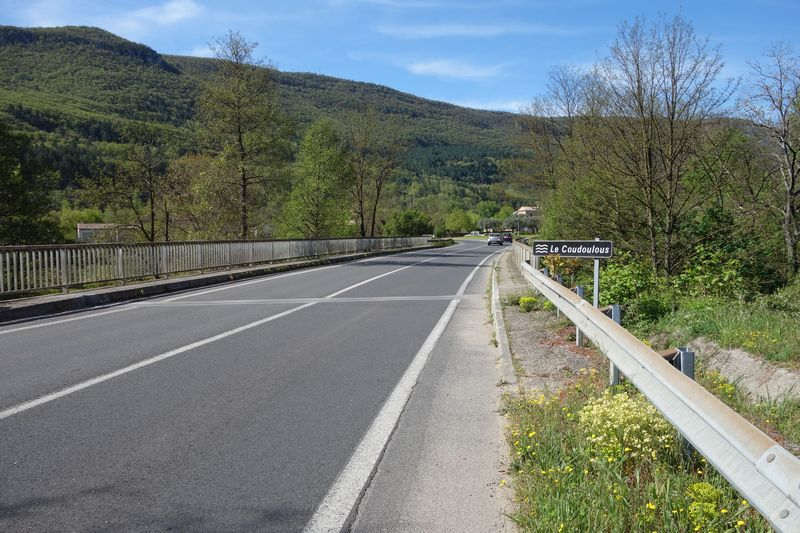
[512,241,800,533]
[0,237,430,297]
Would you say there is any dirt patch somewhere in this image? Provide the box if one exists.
[496,251,602,392]
[689,337,800,401]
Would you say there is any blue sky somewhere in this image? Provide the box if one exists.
[2,0,799,112]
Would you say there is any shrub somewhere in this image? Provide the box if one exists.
[673,245,749,299]
[599,252,656,306]
[578,390,675,464]
[519,296,538,312]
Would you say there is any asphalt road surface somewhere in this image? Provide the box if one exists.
[0,241,497,532]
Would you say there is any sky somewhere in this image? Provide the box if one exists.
[2,0,799,112]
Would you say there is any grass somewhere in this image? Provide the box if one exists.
[697,365,800,451]
[504,373,771,532]
[635,296,800,366]
[503,289,797,531]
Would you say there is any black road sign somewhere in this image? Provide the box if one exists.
[532,240,613,258]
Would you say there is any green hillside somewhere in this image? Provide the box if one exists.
[0,25,524,187]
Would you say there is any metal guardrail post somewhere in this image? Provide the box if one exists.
[555,274,563,318]
[610,304,621,386]
[60,249,68,293]
[575,286,584,346]
[542,267,549,278]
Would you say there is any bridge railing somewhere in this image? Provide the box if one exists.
[511,241,800,533]
[0,237,430,296]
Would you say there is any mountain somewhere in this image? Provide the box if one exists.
[0,25,525,190]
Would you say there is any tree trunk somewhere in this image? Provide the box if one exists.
[240,168,248,240]
[784,197,798,276]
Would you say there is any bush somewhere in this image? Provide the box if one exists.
[599,252,656,306]
[673,245,749,299]
[519,296,538,312]
[578,390,675,465]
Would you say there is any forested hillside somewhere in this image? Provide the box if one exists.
[0,26,520,185]
[0,25,535,243]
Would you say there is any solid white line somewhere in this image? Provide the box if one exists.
[302,249,498,533]
[0,305,137,336]
[136,295,458,306]
[0,303,316,421]
[0,247,483,420]
[161,263,343,302]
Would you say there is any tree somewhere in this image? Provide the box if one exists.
[197,30,291,239]
[345,107,404,237]
[743,43,800,277]
[445,209,473,234]
[539,15,734,275]
[281,120,351,238]
[0,121,60,244]
[475,200,499,219]
[384,209,433,236]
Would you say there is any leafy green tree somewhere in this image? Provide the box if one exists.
[197,30,292,239]
[0,121,60,244]
[445,209,473,234]
[384,209,433,236]
[496,205,515,220]
[281,119,351,238]
[475,200,499,219]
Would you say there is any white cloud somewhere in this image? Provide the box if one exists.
[329,0,443,7]
[378,22,578,39]
[406,59,504,79]
[450,99,527,112]
[189,44,214,57]
[101,0,203,38]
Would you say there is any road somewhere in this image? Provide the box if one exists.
[0,241,497,532]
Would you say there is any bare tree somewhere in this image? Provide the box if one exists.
[743,43,800,276]
[345,108,403,236]
[581,15,735,274]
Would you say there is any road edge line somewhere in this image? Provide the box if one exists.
[491,252,518,388]
[303,249,497,533]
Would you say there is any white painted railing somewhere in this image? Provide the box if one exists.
[0,237,430,296]
[512,241,800,533]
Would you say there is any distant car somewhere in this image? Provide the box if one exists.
[502,233,513,243]
[487,233,503,246]
[470,230,481,236]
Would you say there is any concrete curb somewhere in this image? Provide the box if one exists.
[0,245,440,323]
[491,253,518,388]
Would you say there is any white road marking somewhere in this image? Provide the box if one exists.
[303,249,498,533]
[160,263,343,302]
[0,246,452,335]
[0,246,482,420]
[136,295,457,306]
[0,305,137,336]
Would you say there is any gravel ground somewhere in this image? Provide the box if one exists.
[495,251,601,393]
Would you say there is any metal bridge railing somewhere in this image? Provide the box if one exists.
[512,241,800,533]
[0,237,430,297]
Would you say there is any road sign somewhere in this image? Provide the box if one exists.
[532,240,613,258]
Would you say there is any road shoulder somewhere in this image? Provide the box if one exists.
[351,249,514,532]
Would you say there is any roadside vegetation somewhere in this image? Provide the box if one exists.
[504,369,771,532]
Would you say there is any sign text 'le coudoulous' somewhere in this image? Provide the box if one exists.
[532,240,613,259]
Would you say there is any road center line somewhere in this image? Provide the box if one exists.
[135,295,458,306]
[0,247,476,420]
[303,249,498,533]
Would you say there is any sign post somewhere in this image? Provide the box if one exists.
[532,238,615,381]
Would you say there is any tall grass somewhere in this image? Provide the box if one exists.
[504,373,771,532]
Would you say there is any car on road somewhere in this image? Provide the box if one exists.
[487,233,503,246]
[502,232,513,243]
